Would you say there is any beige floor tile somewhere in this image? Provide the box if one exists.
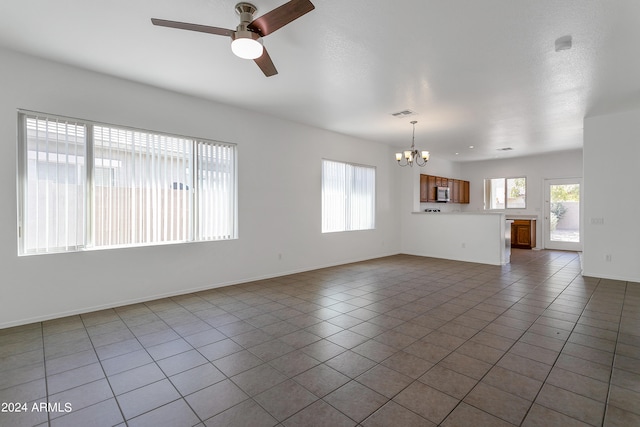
[522,404,591,427]
[482,365,543,401]
[419,365,477,399]
[294,363,349,397]
[283,400,355,427]
[464,382,531,425]
[442,402,516,427]
[363,401,435,427]
[355,364,413,398]
[535,383,605,426]
[324,380,388,423]
[393,381,459,424]
[254,380,317,421]
[204,399,278,427]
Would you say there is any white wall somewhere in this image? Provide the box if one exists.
[583,108,640,282]
[458,150,583,247]
[0,48,401,328]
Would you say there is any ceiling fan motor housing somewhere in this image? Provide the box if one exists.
[235,3,258,29]
[231,2,263,59]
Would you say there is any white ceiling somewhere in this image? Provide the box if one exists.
[1,0,640,161]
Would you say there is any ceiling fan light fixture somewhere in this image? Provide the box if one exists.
[231,30,263,59]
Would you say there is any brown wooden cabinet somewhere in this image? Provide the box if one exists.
[452,180,460,203]
[420,175,428,202]
[420,174,470,204]
[511,220,536,249]
[461,180,469,204]
[427,175,437,202]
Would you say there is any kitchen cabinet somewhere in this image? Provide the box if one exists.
[420,175,428,202]
[420,174,470,204]
[452,180,460,203]
[428,175,437,202]
[511,220,536,249]
[461,180,469,204]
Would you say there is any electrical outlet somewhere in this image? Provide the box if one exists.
[590,218,605,225]
[605,254,612,262]
[461,242,466,248]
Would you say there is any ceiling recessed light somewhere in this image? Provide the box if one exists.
[455,152,459,155]
[469,145,474,149]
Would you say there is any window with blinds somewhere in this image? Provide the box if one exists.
[18,112,237,255]
[322,159,375,233]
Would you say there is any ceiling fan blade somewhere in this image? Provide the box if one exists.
[254,47,278,77]
[151,18,234,37]
[248,0,315,37]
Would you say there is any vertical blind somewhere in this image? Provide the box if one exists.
[322,159,375,233]
[93,126,194,246]
[22,116,87,253]
[19,113,237,255]
[196,141,236,241]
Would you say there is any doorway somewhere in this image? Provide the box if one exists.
[544,178,582,251]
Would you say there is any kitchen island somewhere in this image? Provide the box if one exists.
[402,212,511,265]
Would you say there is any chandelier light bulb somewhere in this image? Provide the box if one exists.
[396,121,430,167]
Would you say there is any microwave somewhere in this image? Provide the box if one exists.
[436,186,450,202]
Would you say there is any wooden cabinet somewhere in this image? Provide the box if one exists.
[452,180,460,203]
[420,174,470,204]
[461,180,469,204]
[428,175,437,202]
[420,174,437,202]
[511,220,536,249]
[420,175,428,202]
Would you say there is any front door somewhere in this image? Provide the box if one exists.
[544,178,582,251]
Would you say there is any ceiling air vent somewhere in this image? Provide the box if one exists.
[391,109,417,118]
[497,147,513,151]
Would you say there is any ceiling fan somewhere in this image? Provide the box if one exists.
[151,0,315,77]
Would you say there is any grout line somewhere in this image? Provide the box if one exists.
[39,322,52,427]
[601,280,628,426]
[8,250,627,427]
[78,314,130,427]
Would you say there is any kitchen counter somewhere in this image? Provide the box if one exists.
[505,215,538,220]
[404,212,510,265]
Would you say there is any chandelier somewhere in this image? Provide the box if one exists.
[395,120,430,167]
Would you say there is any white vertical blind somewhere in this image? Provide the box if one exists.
[322,160,375,233]
[93,126,194,247]
[196,141,236,240]
[23,116,86,254]
[19,112,237,255]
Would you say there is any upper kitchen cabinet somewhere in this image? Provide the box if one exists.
[420,174,469,204]
[461,180,469,204]
[420,174,429,202]
[451,180,460,203]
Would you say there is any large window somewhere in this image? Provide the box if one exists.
[484,177,526,209]
[322,159,375,233]
[18,112,237,255]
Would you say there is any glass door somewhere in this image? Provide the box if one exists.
[544,178,582,251]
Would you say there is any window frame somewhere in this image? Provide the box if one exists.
[17,110,238,255]
[321,159,376,233]
[484,176,527,210]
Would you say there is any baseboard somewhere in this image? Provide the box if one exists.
[0,251,400,330]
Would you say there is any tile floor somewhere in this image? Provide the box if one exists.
[1,250,639,427]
